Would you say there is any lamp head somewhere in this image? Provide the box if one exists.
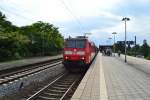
[112,32,117,34]
[122,17,130,21]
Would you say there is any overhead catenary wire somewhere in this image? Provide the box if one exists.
[1,0,86,33]
[0,6,33,22]
[0,0,33,22]
[58,0,86,33]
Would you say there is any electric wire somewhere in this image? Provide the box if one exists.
[58,0,85,33]
[0,0,33,22]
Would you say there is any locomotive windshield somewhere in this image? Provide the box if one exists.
[65,39,86,48]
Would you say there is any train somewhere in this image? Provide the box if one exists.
[63,36,98,72]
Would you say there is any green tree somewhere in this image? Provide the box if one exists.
[20,21,64,56]
[140,42,150,57]
[0,11,63,61]
[0,32,30,61]
[0,11,18,32]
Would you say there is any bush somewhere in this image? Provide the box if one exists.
[145,54,150,60]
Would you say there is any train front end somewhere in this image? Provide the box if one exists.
[63,37,90,72]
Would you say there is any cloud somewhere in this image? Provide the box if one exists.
[1,0,150,45]
[0,0,122,24]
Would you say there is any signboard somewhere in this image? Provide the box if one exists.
[117,41,134,45]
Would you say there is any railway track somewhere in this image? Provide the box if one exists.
[26,73,82,100]
[0,59,62,85]
[0,58,62,78]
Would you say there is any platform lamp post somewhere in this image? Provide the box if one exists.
[112,32,117,56]
[108,37,112,45]
[122,17,130,63]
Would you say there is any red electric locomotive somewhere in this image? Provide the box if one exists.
[63,36,97,72]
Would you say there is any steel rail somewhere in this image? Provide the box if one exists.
[60,78,77,100]
[26,73,66,100]
[0,59,62,78]
[0,61,62,85]
[26,73,81,100]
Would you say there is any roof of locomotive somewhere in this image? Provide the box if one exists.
[65,36,88,41]
[65,36,96,47]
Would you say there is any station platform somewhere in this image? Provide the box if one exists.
[0,55,62,71]
[72,53,150,100]
[71,53,108,100]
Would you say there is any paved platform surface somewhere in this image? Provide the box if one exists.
[0,55,62,71]
[72,53,150,100]
[119,54,150,75]
[71,53,108,100]
[103,55,150,100]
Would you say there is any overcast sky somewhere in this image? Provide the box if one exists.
[1,0,150,46]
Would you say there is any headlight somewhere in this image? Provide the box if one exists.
[64,51,73,54]
[76,51,85,55]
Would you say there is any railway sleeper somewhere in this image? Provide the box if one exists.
[47,89,66,93]
[0,78,6,81]
[41,93,62,99]
[52,86,69,90]
[5,76,13,79]
[53,84,70,87]
[40,92,64,99]
[38,96,57,100]
[56,82,72,85]
[44,92,62,96]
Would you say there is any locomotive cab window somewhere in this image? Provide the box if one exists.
[65,39,86,48]
[76,40,85,48]
[65,40,76,48]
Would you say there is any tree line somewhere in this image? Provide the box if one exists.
[115,40,150,60]
[0,11,64,62]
